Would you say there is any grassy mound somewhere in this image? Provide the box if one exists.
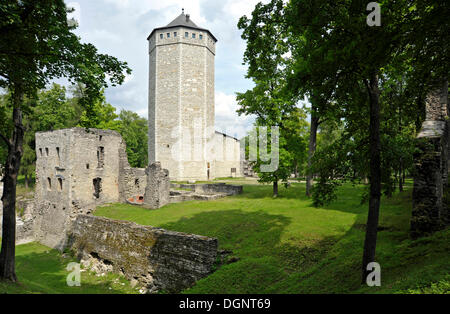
[1,181,448,293]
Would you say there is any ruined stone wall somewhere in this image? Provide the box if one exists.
[412,81,450,236]
[144,162,170,209]
[33,128,147,249]
[118,141,147,200]
[213,132,242,178]
[68,215,218,293]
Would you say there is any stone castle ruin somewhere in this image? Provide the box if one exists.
[412,80,450,237]
[24,127,240,292]
[0,12,249,293]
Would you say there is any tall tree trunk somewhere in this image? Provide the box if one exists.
[273,180,279,198]
[24,173,28,190]
[306,107,319,197]
[362,73,381,284]
[0,86,24,282]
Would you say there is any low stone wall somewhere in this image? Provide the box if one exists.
[0,193,35,245]
[0,216,35,245]
[171,183,243,196]
[68,215,218,293]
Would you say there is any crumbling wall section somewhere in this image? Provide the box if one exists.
[412,81,450,237]
[68,215,218,293]
[143,162,170,209]
[118,141,147,201]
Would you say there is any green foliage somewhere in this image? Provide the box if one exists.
[0,83,149,174]
[109,110,148,168]
[93,181,449,294]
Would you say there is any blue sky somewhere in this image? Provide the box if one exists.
[66,0,265,138]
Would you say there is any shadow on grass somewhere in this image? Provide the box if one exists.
[1,250,129,294]
[156,209,342,293]
[159,209,292,255]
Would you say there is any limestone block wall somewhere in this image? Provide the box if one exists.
[143,162,170,209]
[68,215,218,293]
[148,25,216,181]
[119,141,147,200]
[33,128,147,249]
[213,132,242,178]
[412,81,450,237]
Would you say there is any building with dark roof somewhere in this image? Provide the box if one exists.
[147,10,242,181]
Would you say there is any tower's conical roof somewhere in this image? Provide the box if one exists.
[166,12,199,28]
[147,10,217,42]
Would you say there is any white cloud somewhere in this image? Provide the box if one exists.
[63,0,258,136]
[215,91,255,139]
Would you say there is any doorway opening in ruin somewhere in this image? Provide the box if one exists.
[93,178,102,199]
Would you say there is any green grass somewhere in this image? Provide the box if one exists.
[0,242,138,294]
[2,180,448,294]
[94,181,449,294]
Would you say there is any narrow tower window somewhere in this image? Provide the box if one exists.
[47,177,52,191]
[58,178,63,191]
[56,147,60,164]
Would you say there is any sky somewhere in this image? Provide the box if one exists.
[65,0,265,139]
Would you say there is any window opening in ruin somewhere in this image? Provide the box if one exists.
[160,34,163,39]
[192,33,196,39]
[58,178,63,191]
[93,178,102,199]
[135,179,139,187]
[99,135,103,141]
[200,34,203,40]
[86,164,90,169]
[185,32,188,38]
[174,32,177,37]
[56,147,60,163]
[97,147,105,168]
[39,148,42,156]
[47,177,52,190]
[45,147,49,156]
[167,32,170,38]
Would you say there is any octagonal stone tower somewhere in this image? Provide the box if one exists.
[148,10,217,181]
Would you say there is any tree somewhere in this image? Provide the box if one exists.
[237,0,305,197]
[114,110,148,168]
[0,0,131,282]
[285,0,449,282]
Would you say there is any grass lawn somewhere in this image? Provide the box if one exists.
[1,180,448,293]
[0,242,138,294]
[93,181,449,294]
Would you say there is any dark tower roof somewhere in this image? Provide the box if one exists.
[147,10,217,42]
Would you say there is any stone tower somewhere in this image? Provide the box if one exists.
[148,10,217,181]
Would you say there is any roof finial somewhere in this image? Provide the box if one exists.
[182,8,184,14]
